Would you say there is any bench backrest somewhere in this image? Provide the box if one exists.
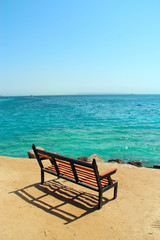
[32,144,101,190]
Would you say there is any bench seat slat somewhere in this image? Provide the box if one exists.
[76,173,97,182]
[58,165,72,173]
[58,162,72,170]
[59,172,75,179]
[79,179,98,187]
[78,178,98,187]
[77,174,97,183]
[75,169,96,178]
[101,179,109,185]
[75,167,95,175]
[58,166,73,173]
[74,164,95,173]
[77,172,96,181]
[45,166,56,172]
[59,169,74,176]
[58,167,73,174]
[101,181,109,187]
[58,164,74,174]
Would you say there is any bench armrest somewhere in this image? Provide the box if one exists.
[100,168,117,180]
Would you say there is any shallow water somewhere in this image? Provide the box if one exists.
[0,94,160,167]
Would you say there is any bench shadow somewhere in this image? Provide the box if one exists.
[11,179,111,224]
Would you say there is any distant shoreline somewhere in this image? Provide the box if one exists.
[1,93,160,97]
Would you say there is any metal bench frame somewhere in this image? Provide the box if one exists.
[32,144,118,209]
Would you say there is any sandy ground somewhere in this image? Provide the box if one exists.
[0,156,160,240]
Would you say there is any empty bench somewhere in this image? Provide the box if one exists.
[32,144,118,209]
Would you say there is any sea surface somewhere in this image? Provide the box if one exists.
[0,94,160,167]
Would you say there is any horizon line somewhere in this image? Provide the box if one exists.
[1,93,160,97]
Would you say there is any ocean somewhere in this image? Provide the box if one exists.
[0,94,160,167]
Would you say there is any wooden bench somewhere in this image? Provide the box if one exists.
[32,144,118,209]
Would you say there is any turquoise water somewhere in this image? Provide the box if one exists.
[0,95,160,167]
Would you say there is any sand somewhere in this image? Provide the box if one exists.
[0,156,160,240]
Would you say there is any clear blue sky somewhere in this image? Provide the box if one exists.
[1,0,160,96]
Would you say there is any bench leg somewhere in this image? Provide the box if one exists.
[98,191,102,209]
[41,170,44,184]
[114,182,118,199]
